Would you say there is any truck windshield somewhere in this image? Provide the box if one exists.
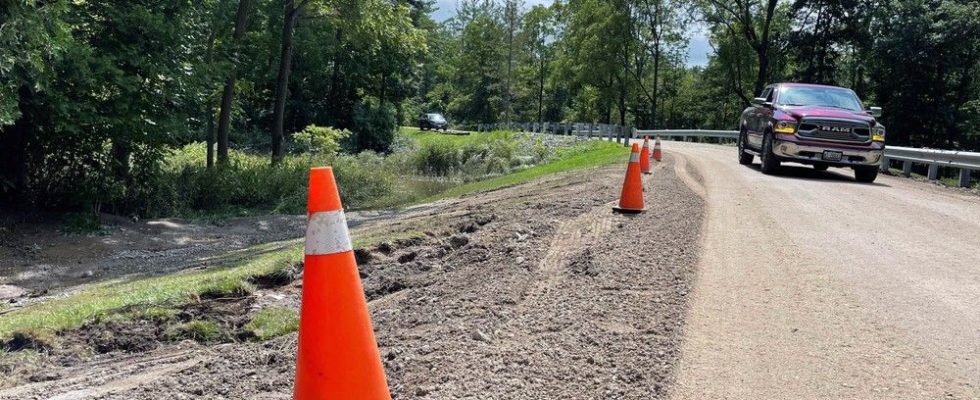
[777,86,863,111]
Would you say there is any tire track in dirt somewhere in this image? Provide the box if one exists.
[0,347,202,400]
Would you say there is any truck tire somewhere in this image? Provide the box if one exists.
[760,131,781,175]
[854,166,879,183]
[738,130,754,165]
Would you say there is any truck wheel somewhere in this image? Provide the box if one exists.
[854,166,879,183]
[738,130,754,165]
[760,131,781,175]
[813,163,829,171]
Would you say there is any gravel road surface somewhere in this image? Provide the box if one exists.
[663,141,980,399]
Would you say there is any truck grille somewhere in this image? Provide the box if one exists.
[797,119,871,143]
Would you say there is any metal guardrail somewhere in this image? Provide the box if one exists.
[634,129,738,140]
[476,121,634,145]
[475,124,978,187]
[883,146,980,187]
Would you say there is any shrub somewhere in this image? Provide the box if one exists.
[333,151,395,208]
[291,125,350,155]
[413,140,462,175]
[146,143,396,217]
[350,98,398,153]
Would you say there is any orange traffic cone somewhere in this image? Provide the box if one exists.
[640,136,651,174]
[653,137,662,162]
[613,144,646,214]
[294,167,391,400]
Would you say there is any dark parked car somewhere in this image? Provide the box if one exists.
[738,83,886,183]
[419,113,448,131]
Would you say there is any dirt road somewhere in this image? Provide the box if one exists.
[665,141,980,399]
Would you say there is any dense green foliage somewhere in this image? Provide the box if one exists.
[1,0,977,215]
[53,129,603,219]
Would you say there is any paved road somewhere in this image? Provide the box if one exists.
[662,141,980,399]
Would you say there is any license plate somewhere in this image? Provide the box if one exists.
[822,150,843,161]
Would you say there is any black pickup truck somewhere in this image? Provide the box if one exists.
[738,83,886,183]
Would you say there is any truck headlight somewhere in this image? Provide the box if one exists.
[872,126,885,142]
[773,120,797,134]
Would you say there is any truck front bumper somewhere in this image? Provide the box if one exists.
[772,139,883,167]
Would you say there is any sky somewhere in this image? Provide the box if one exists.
[430,0,712,67]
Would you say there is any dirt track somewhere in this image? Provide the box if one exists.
[665,141,980,399]
[0,153,706,399]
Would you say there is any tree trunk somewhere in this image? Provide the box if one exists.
[111,141,130,184]
[0,86,34,205]
[207,114,215,168]
[271,0,302,165]
[204,22,218,169]
[537,56,544,123]
[754,0,779,95]
[756,47,769,96]
[328,27,344,124]
[217,0,251,166]
[505,1,515,124]
[652,48,660,130]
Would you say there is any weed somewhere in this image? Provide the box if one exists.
[244,307,299,341]
[198,279,256,300]
[164,319,225,343]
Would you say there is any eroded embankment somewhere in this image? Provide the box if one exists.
[0,153,707,399]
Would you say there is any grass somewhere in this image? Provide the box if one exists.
[0,245,302,341]
[164,319,225,343]
[244,307,299,341]
[425,139,629,201]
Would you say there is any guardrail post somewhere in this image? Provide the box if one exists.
[902,160,913,177]
[927,164,939,180]
[879,156,889,172]
[959,169,972,188]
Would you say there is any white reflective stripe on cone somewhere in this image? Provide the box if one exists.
[630,152,640,162]
[305,209,353,255]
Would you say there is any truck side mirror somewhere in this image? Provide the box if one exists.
[869,106,882,117]
[751,97,770,107]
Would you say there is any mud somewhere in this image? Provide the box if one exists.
[0,153,706,399]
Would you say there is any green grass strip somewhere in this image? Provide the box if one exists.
[0,246,302,340]
[426,140,629,201]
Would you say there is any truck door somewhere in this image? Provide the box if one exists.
[748,86,774,148]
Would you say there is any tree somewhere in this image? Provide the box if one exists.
[216,0,251,166]
[633,0,692,128]
[869,0,980,148]
[520,5,555,123]
[700,0,781,97]
[271,0,306,164]
[503,0,523,125]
